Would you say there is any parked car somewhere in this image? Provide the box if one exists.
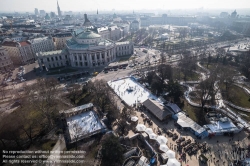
[21,78,26,82]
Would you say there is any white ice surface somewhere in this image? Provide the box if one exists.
[108,77,158,106]
[66,111,103,140]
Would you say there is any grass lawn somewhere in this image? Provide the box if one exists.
[176,99,201,124]
[172,68,200,81]
[41,140,57,151]
[201,63,239,76]
[225,85,250,109]
[47,68,78,75]
[76,93,94,106]
[226,105,250,122]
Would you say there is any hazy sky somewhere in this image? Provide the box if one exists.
[0,0,249,12]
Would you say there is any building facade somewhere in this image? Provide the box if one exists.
[2,41,35,66]
[109,25,122,41]
[130,20,140,31]
[37,50,69,70]
[66,30,116,68]
[37,30,134,70]
[53,32,72,50]
[29,36,55,56]
[0,47,14,72]
[115,41,133,56]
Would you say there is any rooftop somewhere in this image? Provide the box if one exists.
[116,41,131,45]
[66,38,114,50]
[175,112,206,134]
[142,99,172,121]
[19,41,31,46]
[53,32,72,38]
[29,37,52,44]
[166,103,182,114]
[204,119,241,134]
[76,30,101,39]
[39,49,66,56]
[60,103,93,114]
[66,110,105,143]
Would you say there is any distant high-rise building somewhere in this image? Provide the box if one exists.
[45,13,51,20]
[57,0,62,17]
[50,12,56,18]
[231,10,237,18]
[39,10,46,16]
[35,8,39,15]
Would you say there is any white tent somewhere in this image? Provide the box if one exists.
[145,128,154,135]
[148,133,158,140]
[131,116,139,122]
[167,158,181,166]
[156,135,168,145]
[159,144,169,152]
[136,124,146,132]
[165,150,176,158]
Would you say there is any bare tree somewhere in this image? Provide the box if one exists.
[157,64,173,85]
[88,80,113,112]
[159,52,166,64]
[31,77,60,129]
[0,86,6,99]
[196,73,219,125]
[68,84,82,105]
[179,54,197,82]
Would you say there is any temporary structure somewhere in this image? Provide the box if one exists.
[145,128,154,135]
[159,144,169,152]
[167,158,181,166]
[156,135,168,145]
[177,118,189,128]
[165,150,176,158]
[148,133,158,140]
[136,124,146,132]
[131,116,139,122]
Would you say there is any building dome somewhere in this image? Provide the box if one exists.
[76,30,101,39]
[132,20,139,23]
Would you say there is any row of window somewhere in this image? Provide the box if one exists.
[117,51,131,56]
[48,62,65,69]
[74,55,107,61]
[117,46,130,50]
[46,55,67,62]
[75,62,88,67]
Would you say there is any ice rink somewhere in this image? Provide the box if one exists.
[66,111,104,141]
[108,77,158,106]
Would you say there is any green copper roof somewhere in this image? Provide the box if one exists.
[76,30,101,39]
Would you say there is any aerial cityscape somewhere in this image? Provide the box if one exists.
[0,0,250,165]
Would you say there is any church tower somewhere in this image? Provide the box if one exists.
[57,0,62,17]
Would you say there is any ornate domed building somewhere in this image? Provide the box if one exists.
[66,30,116,68]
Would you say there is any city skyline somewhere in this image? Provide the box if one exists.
[0,0,250,13]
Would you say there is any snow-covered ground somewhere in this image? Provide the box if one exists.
[66,111,104,141]
[108,77,158,106]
